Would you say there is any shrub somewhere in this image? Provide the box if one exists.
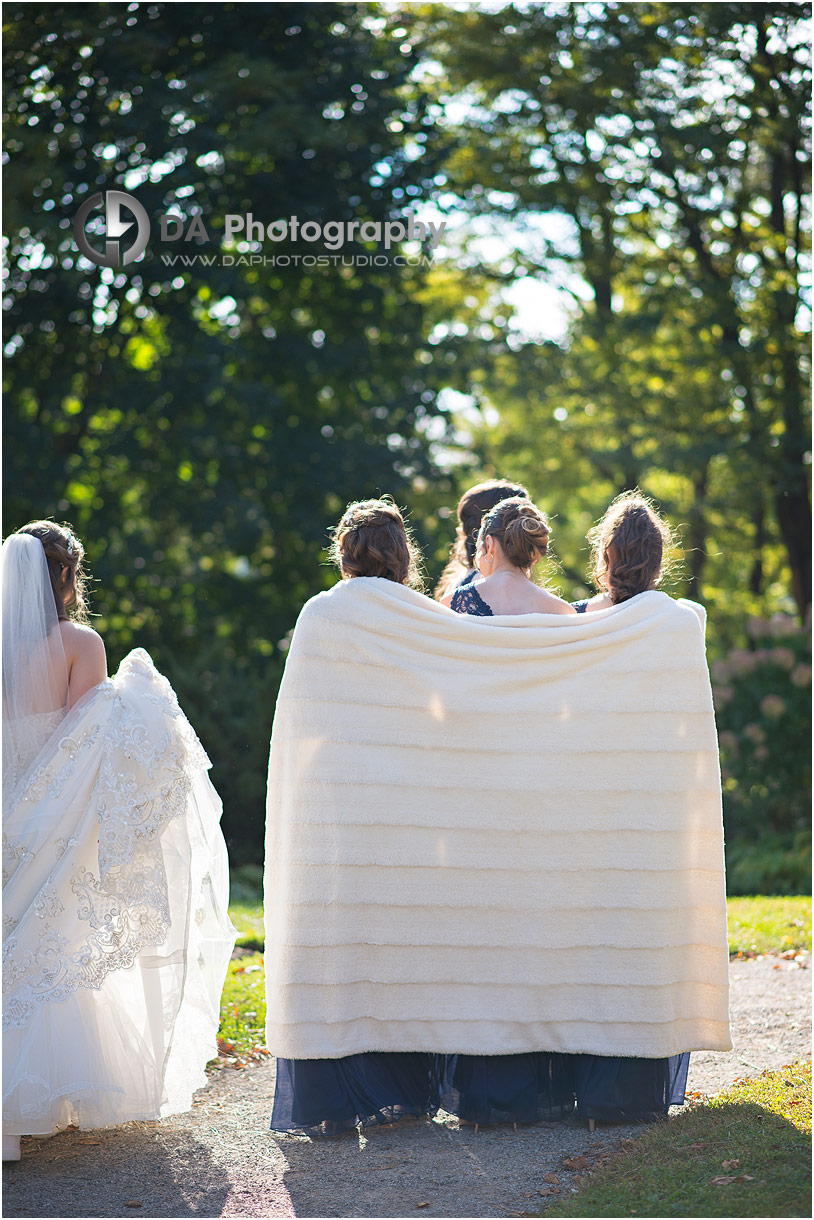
[712,613,811,857]
[725,831,812,896]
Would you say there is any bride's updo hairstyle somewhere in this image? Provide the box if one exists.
[477,496,551,570]
[587,491,674,604]
[16,520,89,622]
[329,497,423,590]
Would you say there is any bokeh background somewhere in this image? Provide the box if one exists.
[4,2,810,888]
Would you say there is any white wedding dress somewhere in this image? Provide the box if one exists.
[2,647,235,1134]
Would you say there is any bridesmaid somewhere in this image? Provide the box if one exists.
[270,498,443,1135]
[445,495,576,1130]
[434,479,528,606]
[450,496,575,618]
[572,491,690,1126]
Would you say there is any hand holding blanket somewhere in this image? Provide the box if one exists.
[264,581,731,1059]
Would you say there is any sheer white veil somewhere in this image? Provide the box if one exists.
[2,532,69,727]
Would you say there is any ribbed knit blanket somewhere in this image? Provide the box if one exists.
[264,580,731,1059]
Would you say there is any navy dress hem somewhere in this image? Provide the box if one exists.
[270,1052,443,1136]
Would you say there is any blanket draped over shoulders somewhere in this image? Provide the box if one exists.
[264,580,731,1060]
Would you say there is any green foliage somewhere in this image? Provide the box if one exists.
[409,0,811,624]
[727,895,811,957]
[726,835,812,899]
[543,1060,811,1219]
[228,863,264,947]
[712,614,811,850]
[4,3,809,864]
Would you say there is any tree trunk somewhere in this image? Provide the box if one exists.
[686,463,709,602]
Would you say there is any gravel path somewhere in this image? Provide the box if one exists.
[3,956,809,1219]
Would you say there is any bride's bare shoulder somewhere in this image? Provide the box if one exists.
[59,620,106,658]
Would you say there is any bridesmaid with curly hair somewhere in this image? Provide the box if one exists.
[572,491,690,1127]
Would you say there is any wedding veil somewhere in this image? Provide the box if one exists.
[2,532,69,728]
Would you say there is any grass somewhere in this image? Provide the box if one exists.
[726,896,811,957]
[228,862,265,951]
[541,1060,811,1218]
[216,950,267,1062]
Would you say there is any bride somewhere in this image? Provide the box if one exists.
[2,522,235,1161]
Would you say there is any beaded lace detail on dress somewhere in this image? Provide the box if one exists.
[2,650,213,1029]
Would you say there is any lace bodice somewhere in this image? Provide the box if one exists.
[450,582,494,617]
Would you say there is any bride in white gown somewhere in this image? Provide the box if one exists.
[2,522,235,1161]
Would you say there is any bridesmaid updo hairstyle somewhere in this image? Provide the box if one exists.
[16,520,89,622]
[477,497,551,570]
[434,478,529,599]
[587,491,673,604]
[329,497,423,590]
[453,479,529,568]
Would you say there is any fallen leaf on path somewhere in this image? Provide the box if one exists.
[543,1173,560,1184]
[416,1202,429,1209]
[79,1139,102,1145]
[740,1175,755,1181]
[562,1156,589,1171]
[124,1201,142,1208]
[711,1176,737,1186]
[721,1159,741,1170]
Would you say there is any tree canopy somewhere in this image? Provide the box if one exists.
[4,2,809,859]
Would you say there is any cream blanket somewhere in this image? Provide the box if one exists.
[264,580,731,1059]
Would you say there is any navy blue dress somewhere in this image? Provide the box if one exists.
[271,1052,444,1135]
